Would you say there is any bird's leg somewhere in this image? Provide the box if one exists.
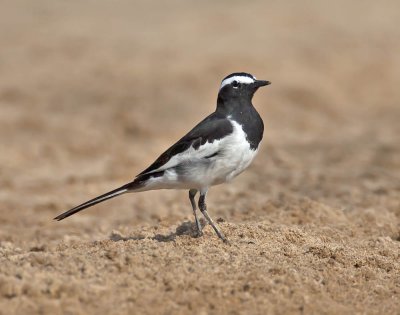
[189,189,202,237]
[198,192,227,242]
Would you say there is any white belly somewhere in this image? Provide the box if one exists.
[205,121,258,185]
[174,120,259,189]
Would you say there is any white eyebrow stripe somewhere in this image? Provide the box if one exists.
[220,76,255,90]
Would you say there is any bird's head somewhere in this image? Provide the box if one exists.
[218,72,270,102]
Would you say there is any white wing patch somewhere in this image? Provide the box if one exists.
[144,139,222,174]
[220,75,256,90]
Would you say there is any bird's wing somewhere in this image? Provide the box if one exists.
[137,113,233,176]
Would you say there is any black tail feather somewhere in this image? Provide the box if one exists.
[54,171,164,221]
[54,184,130,221]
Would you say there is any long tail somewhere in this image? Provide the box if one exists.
[54,183,131,221]
[54,171,165,221]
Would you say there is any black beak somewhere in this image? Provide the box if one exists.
[254,80,271,88]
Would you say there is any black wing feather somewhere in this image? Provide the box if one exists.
[138,112,233,176]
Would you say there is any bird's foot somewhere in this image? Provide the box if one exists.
[216,231,229,243]
[194,230,203,238]
[194,223,203,238]
[193,217,203,238]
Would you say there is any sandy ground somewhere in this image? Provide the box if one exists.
[1,1,400,314]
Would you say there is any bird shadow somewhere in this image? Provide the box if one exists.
[109,219,205,243]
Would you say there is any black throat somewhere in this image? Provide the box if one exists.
[216,93,264,150]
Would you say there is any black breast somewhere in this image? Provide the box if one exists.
[230,105,264,150]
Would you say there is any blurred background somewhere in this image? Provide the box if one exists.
[0,0,399,314]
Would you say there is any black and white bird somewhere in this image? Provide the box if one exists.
[55,72,270,242]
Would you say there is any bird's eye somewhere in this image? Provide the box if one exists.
[232,80,239,88]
